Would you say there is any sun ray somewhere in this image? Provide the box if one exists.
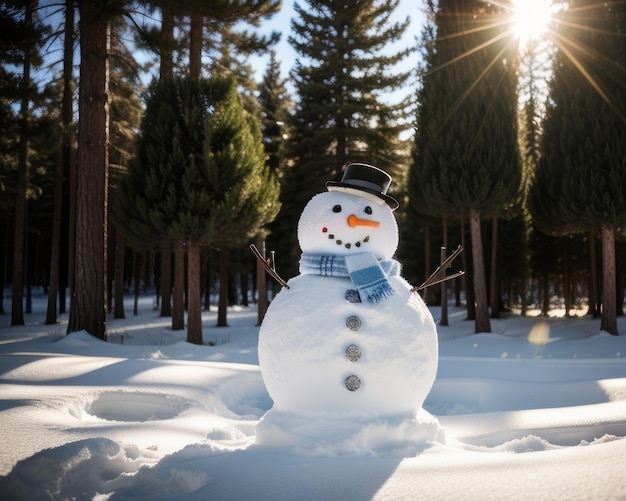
[549,27,626,124]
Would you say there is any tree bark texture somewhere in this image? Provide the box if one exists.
[600,226,618,335]
[189,10,202,79]
[469,207,491,333]
[172,243,185,330]
[68,3,109,339]
[218,248,229,327]
[160,243,172,317]
[133,250,143,316]
[186,241,203,344]
[160,6,174,80]
[440,215,449,326]
[588,229,599,317]
[489,217,499,319]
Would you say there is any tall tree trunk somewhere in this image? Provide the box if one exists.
[203,250,211,311]
[133,250,143,316]
[46,0,75,325]
[440,215,449,326]
[46,138,65,325]
[217,247,229,327]
[11,2,35,326]
[588,229,599,317]
[66,113,78,311]
[469,207,491,333]
[160,6,174,80]
[160,243,172,317]
[541,274,550,316]
[600,226,618,335]
[461,215,474,320]
[172,243,185,330]
[68,2,109,339]
[187,241,203,344]
[0,216,8,314]
[241,271,249,306]
[189,10,202,80]
[489,217,499,319]
[562,239,571,316]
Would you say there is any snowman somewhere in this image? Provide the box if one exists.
[256,163,443,454]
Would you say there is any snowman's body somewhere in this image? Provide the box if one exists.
[257,165,442,453]
[259,273,437,417]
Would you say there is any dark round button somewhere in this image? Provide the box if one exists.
[344,375,361,391]
[345,289,361,303]
[346,315,361,331]
[346,344,361,362]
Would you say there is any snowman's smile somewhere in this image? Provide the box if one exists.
[322,213,379,249]
[325,232,370,249]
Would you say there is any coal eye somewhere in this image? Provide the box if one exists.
[333,205,342,213]
[364,206,372,215]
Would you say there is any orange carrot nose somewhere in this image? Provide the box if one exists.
[347,214,380,228]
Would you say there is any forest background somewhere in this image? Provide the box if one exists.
[0,0,624,344]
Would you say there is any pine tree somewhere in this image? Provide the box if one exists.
[410,0,521,333]
[289,0,411,172]
[529,0,626,334]
[203,83,281,328]
[276,0,412,273]
[115,77,279,342]
[257,50,292,177]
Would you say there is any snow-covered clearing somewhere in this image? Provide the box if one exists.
[1,294,625,500]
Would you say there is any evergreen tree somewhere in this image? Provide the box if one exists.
[257,50,292,177]
[258,51,296,283]
[276,0,413,273]
[203,83,281,328]
[409,0,521,333]
[115,77,279,343]
[529,0,626,334]
[134,1,281,323]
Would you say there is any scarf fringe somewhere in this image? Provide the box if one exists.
[366,282,395,303]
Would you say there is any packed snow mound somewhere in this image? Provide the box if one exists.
[256,407,443,457]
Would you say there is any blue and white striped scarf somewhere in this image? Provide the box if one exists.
[299,253,400,303]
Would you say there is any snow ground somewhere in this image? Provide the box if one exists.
[0,293,625,500]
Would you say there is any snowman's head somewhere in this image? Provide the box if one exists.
[297,190,398,259]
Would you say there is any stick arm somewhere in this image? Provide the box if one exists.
[249,244,290,289]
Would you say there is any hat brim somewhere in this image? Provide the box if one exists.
[326,181,399,211]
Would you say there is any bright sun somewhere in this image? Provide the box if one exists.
[510,0,555,44]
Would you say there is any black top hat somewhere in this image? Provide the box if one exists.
[326,162,399,211]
